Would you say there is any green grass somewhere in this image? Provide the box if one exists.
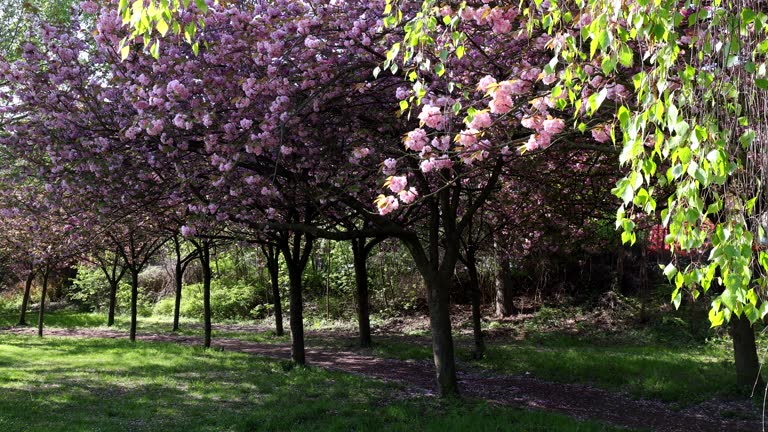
[0,311,290,342]
[1,308,754,406]
[0,334,631,432]
[476,337,742,404]
[363,329,749,405]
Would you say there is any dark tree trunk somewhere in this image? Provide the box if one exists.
[37,268,49,338]
[495,254,515,317]
[352,238,372,348]
[730,315,764,389]
[614,243,625,292]
[172,261,183,332]
[425,269,458,396]
[199,241,212,348]
[107,280,118,327]
[279,231,313,366]
[98,250,125,328]
[129,269,139,342]
[638,244,650,323]
[286,262,305,364]
[263,244,283,336]
[18,270,34,326]
[398,182,473,397]
[170,235,195,332]
[465,249,485,359]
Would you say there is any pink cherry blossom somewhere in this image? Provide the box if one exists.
[404,128,428,152]
[80,1,98,14]
[418,104,444,129]
[542,118,565,134]
[431,135,451,152]
[477,75,497,93]
[468,111,492,129]
[376,195,399,215]
[521,115,543,130]
[388,175,407,193]
[382,158,397,175]
[458,129,479,147]
[520,68,541,82]
[181,225,197,237]
[592,125,611,143]
[398,187,418,204]
[420,159,436,173]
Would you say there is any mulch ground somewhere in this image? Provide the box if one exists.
[3,325,763,432]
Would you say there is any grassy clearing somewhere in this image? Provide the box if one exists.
[361,308,753,405]
[0,310,291,343]
[0,334,630,432]
[0,306,756,406]
[364,338,745,404]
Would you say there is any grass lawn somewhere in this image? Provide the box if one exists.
[356,323,751,405]
[0,307,756,406]
[0,334,631,432]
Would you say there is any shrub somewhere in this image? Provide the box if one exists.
[152,296,175,316]
[158,280,264,321]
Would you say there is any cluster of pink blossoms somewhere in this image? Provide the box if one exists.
[417,104,445,129]
[521,115,565,151]
[458,5,519,35]
[375,175,419,215]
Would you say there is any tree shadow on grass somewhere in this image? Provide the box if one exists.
[0,335,629,432]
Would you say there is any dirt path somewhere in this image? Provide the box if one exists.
[3,327,762,432]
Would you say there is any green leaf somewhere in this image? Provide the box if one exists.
[745,304,759,324]
[709,308,725,327]
[672,291,682,309]
[150,40,160,59]
[663,263,678,280]
[739,130,756,148]
[120,45,131,60]
[756,78,768,89]
[435,63,445,77]
[156,17,169,36]
[618,45,634,67]
[399,100,409,111]
[721,288,737,311]
[455,45,465,59]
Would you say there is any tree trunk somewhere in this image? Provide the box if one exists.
[730,315,764,389]
[614,243,625,292]
[129,269,139,342]
[18,270,34,326]
[466,250,485,359]
[399,188,461,397]
[278,230,313,366]
[265,246,284,336]
[425,270,458,396]
[638,244,650,323]
[107,280,118,327]
[286,262,305,364]
[37,269,49,338]
[495,255,514,317]
[200,241,212,348]
[172,261,183,332]
[352,239,372,348]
